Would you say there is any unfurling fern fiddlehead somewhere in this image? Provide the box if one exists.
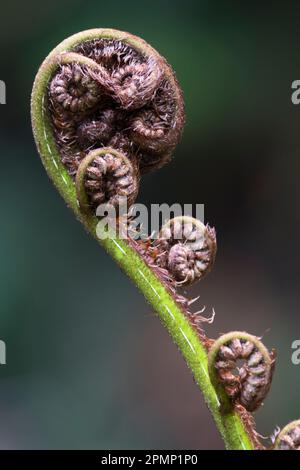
[208,332,276,413]
[31,28,295,450]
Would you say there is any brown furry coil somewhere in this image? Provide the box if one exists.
[208,332,276,412]
[154,216,217,286]
[48,35,185,193]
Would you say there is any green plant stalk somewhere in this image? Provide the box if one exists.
[31,29,254,450]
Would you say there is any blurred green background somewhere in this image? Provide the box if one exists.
[0,0,300,449]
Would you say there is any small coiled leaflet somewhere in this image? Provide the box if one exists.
[155,216,217,286]
[208,332,276,412]
[49,62,102,114]
[75,147,139,213]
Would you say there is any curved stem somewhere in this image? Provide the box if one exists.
[31,28,255,450]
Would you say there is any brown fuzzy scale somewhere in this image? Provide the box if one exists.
[234,403,265,450]
[74,39,143,71]
[126,235,208,342]
[48,35,185,182]
[77,109,118,147]
[155,217,217,287]
[83,151,139,211]
[107,132,136,160]
[213,337,275,412]
[50,108,82,176]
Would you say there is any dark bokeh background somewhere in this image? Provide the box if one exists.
[0,0,300,449]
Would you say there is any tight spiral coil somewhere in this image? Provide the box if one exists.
[208,332,276,412]
[154,216,217,286]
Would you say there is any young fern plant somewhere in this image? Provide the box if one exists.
[31,28,298,450]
